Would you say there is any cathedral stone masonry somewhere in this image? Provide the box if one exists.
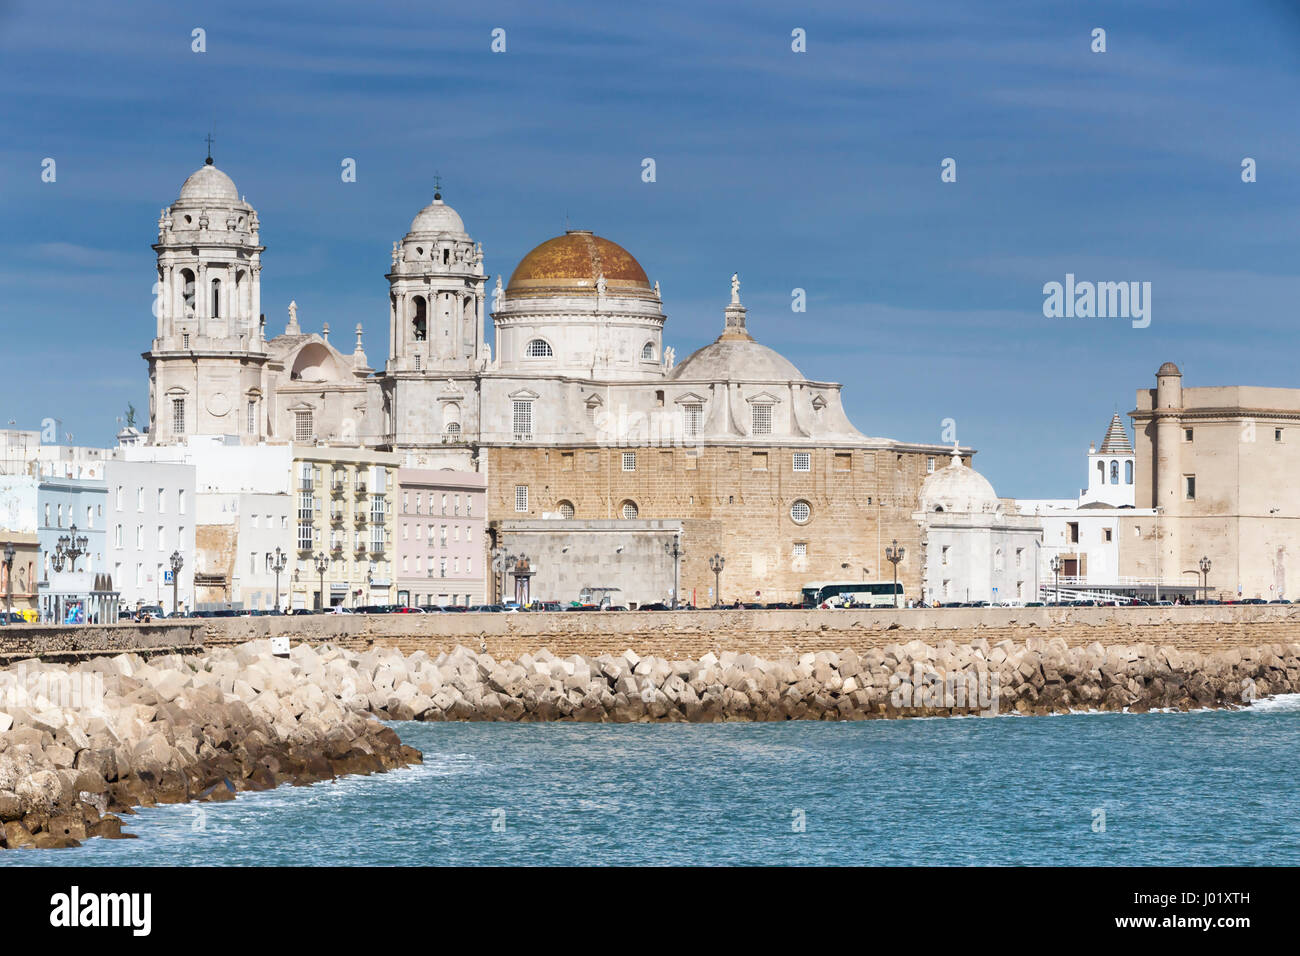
[143,158,965,605]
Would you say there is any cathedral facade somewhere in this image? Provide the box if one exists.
[145,160,963,604]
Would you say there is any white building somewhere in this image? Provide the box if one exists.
[103,458,196,612]
[1015,414,1157,599]
[913,451,1043,605]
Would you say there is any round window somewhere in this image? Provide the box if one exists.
[621,501,639,520]
[790,500,812,524]
[559,501,575,519]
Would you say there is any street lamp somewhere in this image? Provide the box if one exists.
[169,550,183,617]
[884,539,904,608]
[3,541,14,622]
[708,553,725,606]
[665,533,684,608]
[1050,555,1061,604]
[1199,555,1211,602]
[314,551,329,610]
[270,547,287,612]
[55,523,89,573]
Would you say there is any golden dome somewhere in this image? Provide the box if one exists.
[505,230,655,299]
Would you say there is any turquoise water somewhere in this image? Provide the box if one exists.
[5,697,1298,866]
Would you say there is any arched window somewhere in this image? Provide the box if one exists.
[525,339,553,358]
[210,277,221,318]
[1110,460,1119,484]
[445,422,461,438]
[641,342,655,361]
[557,500,575,519]
[412,297,427,341]
[1096,460,1105,482]
[620,500,638,519]
[1125,460,1133,484]
[179,269,196,316]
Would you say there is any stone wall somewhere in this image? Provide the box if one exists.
[198,605,1300,660]
[0,623,203,663]
[485,444,939,604]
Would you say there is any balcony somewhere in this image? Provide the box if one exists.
[331,481,346,497]
[354,482,368,497]
[354,511,367,526]
[330,509,345,524]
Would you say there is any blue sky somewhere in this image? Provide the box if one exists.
[2,0,1299,497]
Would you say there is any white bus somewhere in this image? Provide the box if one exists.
[801,581,905,608]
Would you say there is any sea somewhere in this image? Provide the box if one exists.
[4,696,1298,866]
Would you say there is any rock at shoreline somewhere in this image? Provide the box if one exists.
[0,643,421,851]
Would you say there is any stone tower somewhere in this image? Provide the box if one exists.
[378,190,487,465]
[145,157,268,444]
[385,191,486,376]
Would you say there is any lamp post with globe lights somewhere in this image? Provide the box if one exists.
[169,550,183,617]
[270,547,288,613]
[313,552,329,610]
[884,539,905,608]
[1199,555,1212,603]
[708,553,725,607]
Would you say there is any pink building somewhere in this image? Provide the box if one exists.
[395,469,487,607]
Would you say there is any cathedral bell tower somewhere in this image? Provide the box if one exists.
[385,187,486,375]
[145,152,269,444]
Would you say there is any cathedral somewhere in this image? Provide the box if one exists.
[145,158,963,604]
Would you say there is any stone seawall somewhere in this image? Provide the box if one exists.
[0,622,203,663]
[308,638,1299,724]
[199,605,1300,659]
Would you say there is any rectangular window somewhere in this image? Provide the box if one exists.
[441,494,447,515]
[512,400,533,441]
[515,486,528,512]
[752,404,772,435]
[927,457,936,474]
[1067,521,1080,544]
[466,496,473,517]
[1015,547,1023,568]
[137,488,144,512]
[454,494,461,515]
[1184,428,1194,442]
[622,451,636,472]
[157,526,165,549]
[660,451,673,471]
[1276,428,1283,442]
[136,525,143,549]
[178,490,186,514]
[1185,475,1196,500]
[116,486,123,510]
[685,450,699,471]
[792,542,807,557]
[182,333,190,350]
[562,452,574,471]
[1103,528,1113,542]
[793,452,811,473]
[752,452,768,471]
[157,488,166,513]
[247,400,256,434]
[172,398,185,434]
[834,453,852,472]
[114,525,122,548]
[402,492,409,514]
[941,545,950,566]
[295,411,313,442]
[298,522,312,550]
[683,404,702,438]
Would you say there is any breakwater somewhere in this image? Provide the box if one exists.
[3,635,1297,850]
[0,643,420,850]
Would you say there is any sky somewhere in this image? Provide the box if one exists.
[2,0,1299,497]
